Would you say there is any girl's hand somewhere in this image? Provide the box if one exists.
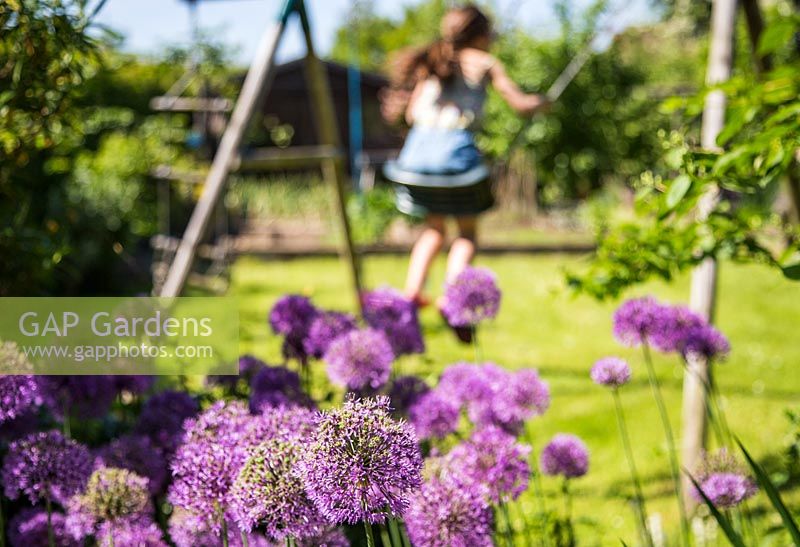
[523,94,552,116]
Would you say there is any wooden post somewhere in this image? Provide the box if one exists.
[680,0,738,509]
[298,1,364,314]
[159,6,289,297]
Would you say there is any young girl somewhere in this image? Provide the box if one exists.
[382,4,549,315]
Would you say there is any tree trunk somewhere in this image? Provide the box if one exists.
[741,0,772,72]
[681,0,738,511]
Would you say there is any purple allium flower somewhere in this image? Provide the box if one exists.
[681,323,731,360]
[249,365,313,413]
[8,508,78,547]
[135,390,199,454]
[303,311,358,359]
[692,472,757,508]
[66,468,151,541]
[269,295,318,338]
[247,406,318,446]
[362,288,425,355]
[540,434,590,479]
[300,396,423,524]
[405,475,493,547]
[388,375,431,416]
[95,434,167,494]
[207,354,267,388]
[441,267,501,328]
[409,390,460,440]
[590,357,632,387]
[445,426,531,502]
[437,363,549,433]
[168,508,271,547]
[0,375,43,424]
[612,297,664,347]
[37,376,116,419]
[3,430,92,505]
[168,401,253,516]
[650,305,706,353]
[0,410,41,443]
[95,516,167,547]
[323,328,394,391]
[292,528,350,547]
[229,439,330,539]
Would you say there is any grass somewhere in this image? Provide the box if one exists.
[228,253,800,545]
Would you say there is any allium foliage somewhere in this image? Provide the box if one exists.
[540,434,590,479]
[441,267,501,327]
[300,396,423,524]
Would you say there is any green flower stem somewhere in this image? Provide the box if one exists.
[379,524,393,547]
[641,342,690,547]
[472,325,482,363]
[561,479,575,546]
[388,517,403,547]
[219,507,229,547]
[500,502,515,547]
[364,521,376,547]
[612,389,654,547]
[241,531,249,547]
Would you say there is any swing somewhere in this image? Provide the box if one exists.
[382,1,631,218]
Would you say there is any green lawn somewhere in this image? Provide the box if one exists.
[228,253,800,546]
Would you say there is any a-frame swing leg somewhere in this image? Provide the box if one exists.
[159,6,288,297]
[159,0,363,313]
[297,2,364,314]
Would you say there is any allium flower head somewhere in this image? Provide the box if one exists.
[692,472,757,508]
[135,390,199,454]
[540,434,589,479]
[405,475,493,547]
[441,267,501,327]
[445,426,531,502]
[247,405,318,445]
[590,357,632,387]
[362,288,425,355]
[95,516,167,547]
[300,396,423,524]
[409,390,460,440]
[37,376,116,419]
[388,375,430,416]
[229,439,330,538]
[268,295,318,337]
[3,430,92,504]
[168,401,253,516]
[437,362,549,432]
[95,434,168,494]
[0,375,42,424]
[681,323,730,360]
[249,365,313,413]
[8,508,77,547]
[323,328,394,390]
[73,468,151,523]
[612,297,664,347]
[650,305,705,353]
[303,311,357,359]
[207,355,267,388]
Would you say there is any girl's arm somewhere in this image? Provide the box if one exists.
[379,79,426,126]
[488,59,550,116]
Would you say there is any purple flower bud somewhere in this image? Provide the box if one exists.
[441,267,501,328]
[540,433,589,479]
[590,357,632,387]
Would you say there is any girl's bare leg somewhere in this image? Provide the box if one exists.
[446,215,477,283]
[404,215,446,303]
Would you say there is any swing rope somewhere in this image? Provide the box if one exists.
[507,0,636,152]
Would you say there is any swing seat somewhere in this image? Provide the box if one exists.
[383,161,494,217]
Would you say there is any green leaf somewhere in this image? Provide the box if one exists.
[736,438,800,544]
[757,16,799,56]
[687,474,747,547]
[782,263,800,281]
[665,175,691,210]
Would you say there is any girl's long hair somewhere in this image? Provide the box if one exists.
[389,4,491,89]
